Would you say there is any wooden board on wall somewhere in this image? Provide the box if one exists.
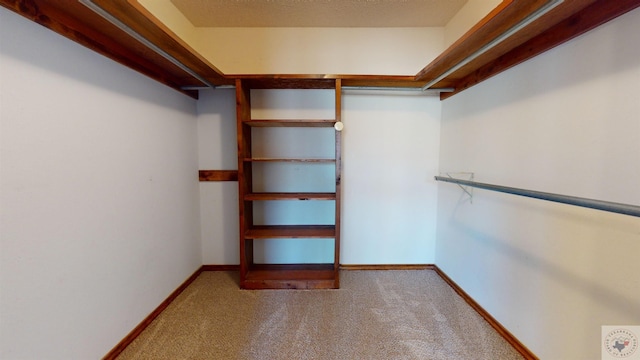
[199,170,238,182]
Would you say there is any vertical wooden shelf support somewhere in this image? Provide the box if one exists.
[334,79,342,288]
[236,79,253,284]
[236,79,342,289]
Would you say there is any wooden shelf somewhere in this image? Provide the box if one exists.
[237,77,337,89]
[244,158,336,163]
[245,192,336,201]
[243,264,338,289]
[244,120,335,127]
[5,1,637,99]
[236,78,341,289]
[246,225,335,239]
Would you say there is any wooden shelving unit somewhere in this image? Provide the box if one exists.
[236,78,342,289]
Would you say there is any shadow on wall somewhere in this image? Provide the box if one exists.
[441,7,640,115]
[196,89,240,264]
[196,88,238,170]
[447,205,640,322]
[0,8,197,110]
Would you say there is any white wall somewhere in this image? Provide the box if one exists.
[437,7,640,360]
[0,8,201,359]
[198,88,441,265]
[341,92,441,264]
[198,89,239,265]
[140,2,444,75]
[192,27,443,75]
[444,0,501,47]
[140,1,444,75]
[140,0,505,75]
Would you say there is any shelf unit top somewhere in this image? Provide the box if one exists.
[243,264,338,289]
[245,192,336,201]
[244,119,336,127]
[245,225,336,239]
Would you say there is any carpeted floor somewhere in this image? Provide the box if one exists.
[116,270,524,360]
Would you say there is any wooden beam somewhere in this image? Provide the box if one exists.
[230,75,433,89]
[91,0,232,86]
[340,264,435,270]
[440,0,640,99]
[0,0,205,98]
[102,266,204,359]
[232,76,336,89]
[198,170,238,182]
[201,265,241,271]
[5,0,635,100]
[415,0,548,82]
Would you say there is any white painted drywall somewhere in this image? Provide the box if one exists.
[138,0,197,48]
[198,89,239,265]
[436,7,640,360]
[0,8,201,359]
[198,87,441,265]
[341,92,441,264]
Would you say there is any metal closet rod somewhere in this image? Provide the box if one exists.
[80,0,218,89]
[421,0,564,90]
[184,85,456,93]
[434,176,640,218]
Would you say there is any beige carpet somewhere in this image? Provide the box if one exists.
[117,270,524,360]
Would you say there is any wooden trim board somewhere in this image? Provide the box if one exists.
[201,264,241,271]
[3,0,637,98]
[433,265,539,360]
[340,264,435,271]
[199,170,238,182]
[102,266,204,359]
[102,265,239,359]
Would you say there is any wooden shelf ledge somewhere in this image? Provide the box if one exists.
[245,225,336,239]
[243,264,338,289]
[244,119,336,127]
[245,192,336,201]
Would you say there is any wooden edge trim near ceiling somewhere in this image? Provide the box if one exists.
[340,75,427,89]
[231,75,432,90]
[415,0,549,82]
[102,266,204,360]
[6,0,635,100]
[0,0,200,98]
[433,266,539,360]
[237,77,337,89]
[440,0,640,100]
[232,74,416,81]
[199,170,239,182]
[90,0,232,86]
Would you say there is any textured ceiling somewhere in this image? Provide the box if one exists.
[170,0,469,27]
